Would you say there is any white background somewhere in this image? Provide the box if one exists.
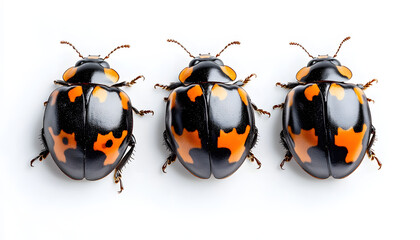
[1,0,419,239]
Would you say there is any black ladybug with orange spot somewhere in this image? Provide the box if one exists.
[31,41,153,192]
[274,37,381,179]
[155,39,269,179]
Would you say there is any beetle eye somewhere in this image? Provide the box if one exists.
[100,62,110,68]
[213,59,224,66]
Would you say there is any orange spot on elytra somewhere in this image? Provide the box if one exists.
[63,67,77,81]
[119,92,130,109]
[304,84,320,101]
[187,85,203,102]
[169,91,177,109]
[179,67,193,83]
[93,130,128,166]
[220,66,236,80]
[288,126,318,163]
[336,66,352,79]
[335,124,367,163]
[50,90,59,106]
[237,88,248,106]
[212,84,228,101]
[104,68,119,82]
[171,126,201,164]
[354,87,364,104]
[287,89,295,107]
[330,83,345,100]
[68,86,83,102]
[296,67,310,81]
[92,86,108,103]
[48,127,77,163]
[218,126,251,164]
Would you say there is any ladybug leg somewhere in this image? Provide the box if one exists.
[162,130,177,173]
[162,154,177,173]
[280,131,293,169]
[273,103,284,110]
[275,82,300,89]
[247,127,261,169]
[361,79,378,90]
[251,103,271,117]
[280,151,293,170]
[247,152,261,169]
[54,80,71,86]
[112,75,145,88]
[31,129,50,167]
[30,150,49,167]
[114,135,136,193]
[366,98,375,103]
[154,82,184,91]
[132,107,154,116]
[154,84,171,91]
[240,73,257,87]
[366,126,382,170]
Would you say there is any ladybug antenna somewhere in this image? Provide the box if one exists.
[216,41,240,57]
[333,36,351,58]
[104,44,130,60]
[289,42,314,59]
[60,41,84,59]
[167,39,194,58]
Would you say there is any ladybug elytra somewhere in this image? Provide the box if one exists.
[274,37,381,179]
[155,39,270,179]
[31,41,153,192]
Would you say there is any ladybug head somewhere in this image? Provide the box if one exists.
[60,41,129,84]
[291,37,353,83]
[168,39,238,84]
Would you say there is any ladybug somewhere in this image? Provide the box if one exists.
[31,41,153,192]
[155,39,270,179]
[273,37,381,179]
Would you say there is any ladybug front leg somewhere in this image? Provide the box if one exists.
[154,82,184,91]
[154,82,184,101]
[162,130,177,173]
[54,80,71,86]
[31,129,50,167]
[239,73,257,87]
[366,126,382,170]
[114,135,136,193]
[273,82,299,110]
[275,82,300,89]
[360,79,378,90]
[112,75,145,88]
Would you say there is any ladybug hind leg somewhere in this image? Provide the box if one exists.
[280,131,292,170]
[162,130,177,173]
[247,127,261,169]
[114,135,136,193]
[31,129,50,167]
[366,126,382,170]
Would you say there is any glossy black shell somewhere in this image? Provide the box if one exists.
[165,56,257,178]
[282,57,372,178]
[42,59,133,180]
